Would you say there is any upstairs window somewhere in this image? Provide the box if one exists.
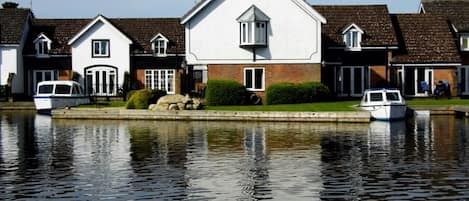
[33,33,52,57]
[150,33,169,57]
[461,35,469,51]
[92,40,110,57]
[237,5,269,47]
[342,23,364,51]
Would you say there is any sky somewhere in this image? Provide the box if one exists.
[4,0,422,19]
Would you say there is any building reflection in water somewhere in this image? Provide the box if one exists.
[2,113,469,200]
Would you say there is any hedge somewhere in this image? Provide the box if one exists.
[205,80,247,106]
[266,82,330,105]
[125,89,166,109]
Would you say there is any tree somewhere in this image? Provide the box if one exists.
[2,1,19,8]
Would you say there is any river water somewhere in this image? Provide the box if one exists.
[0,111,469,200]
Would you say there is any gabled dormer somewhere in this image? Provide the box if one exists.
[33,33,52,58]
[237,5,270,47]
[342,23,364,51]
[150,33,169,57]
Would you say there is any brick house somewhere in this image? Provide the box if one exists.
[313,5,399,97]
[420,0,469,96]
[181,0,326,101]
[0,8,32,98]
[23,15,185,97]
[390,14,461,97]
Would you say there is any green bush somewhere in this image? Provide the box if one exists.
[205,80,247,106]
[266,82,330,105]
[125,89,167,109]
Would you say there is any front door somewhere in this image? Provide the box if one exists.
[33,70,55,94]
[85,67,117,96]
[339,66,365,97]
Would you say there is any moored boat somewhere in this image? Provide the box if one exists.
[33,81,90,114]
[359,88,407,121]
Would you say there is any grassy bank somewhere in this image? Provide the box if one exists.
[206,101,360,112]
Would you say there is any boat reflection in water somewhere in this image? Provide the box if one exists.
[1,112,469,200]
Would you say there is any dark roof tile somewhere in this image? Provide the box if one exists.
[422,0,469,32]
[391,14,461,64]
[0,8,31,44]
[312,5,398,47]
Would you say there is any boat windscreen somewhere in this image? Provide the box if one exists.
[370,93,383,102]
[386,92,400,101]
[55,85,72,95]
[38,85,53,94]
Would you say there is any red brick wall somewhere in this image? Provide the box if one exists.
[58,70,72,80]
[370,65,387,88]
[434,68,457,96]
[208,63,321,98]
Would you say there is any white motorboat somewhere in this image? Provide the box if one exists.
[359,88,407,121]
[33,80,90,114]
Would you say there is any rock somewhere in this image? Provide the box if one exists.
[152,94,203,111]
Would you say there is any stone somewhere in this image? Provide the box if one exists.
[152,94,203,111]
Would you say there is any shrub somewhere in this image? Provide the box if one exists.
[205,80,247,106]
[266,82,330,105]
[125,89,167,109]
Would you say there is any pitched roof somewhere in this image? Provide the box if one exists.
[421,0,469,32]
[313,5,398,47]
[391,14,461,64]
[24,17,185,55]
[0,8,31,44]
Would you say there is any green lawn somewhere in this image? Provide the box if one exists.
[78,101,127,108]
[206,101,360,112]
[406,98,469,106]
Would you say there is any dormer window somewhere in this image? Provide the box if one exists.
[33,33,52,57]
[237,5,270,47]
[461,34,469,51]
[342,23,364,51]
[150,33,169,57]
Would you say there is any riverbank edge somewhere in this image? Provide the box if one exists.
[51,108,371,123]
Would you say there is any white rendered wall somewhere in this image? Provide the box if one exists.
[71,21,131,89]
[0,46,23,93]
[185,0,322,65]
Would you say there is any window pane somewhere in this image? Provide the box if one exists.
[245,69,253,88]
[101,41,108,55]
[168,70,174,93]
[386,92,400,101]
[254,69,263,89]
[242,23,247,43]
[370,93,383,102]
[95,71,100,93]
[352,32,359,47]
[354,67,362,94]
[109,74,115,94]
[38,85,53,94]
[247,23,253,43]
[464,38,469,49]
[145,71,152,89]
[55,85,71,95]
[94,42,100,55]
[86,74,93,94]
[102,71,107,93]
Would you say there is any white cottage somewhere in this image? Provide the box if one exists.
[181,0,326,98]
[67,15,132,96]
[0,8,32,97]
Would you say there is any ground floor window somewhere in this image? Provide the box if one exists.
[402,67,433,97]
[459,66,469,95]
[86,67,117,96]
[337,66,367,97]
[144,69,175,94]
[244,67,265,91]
[33,70,56,94]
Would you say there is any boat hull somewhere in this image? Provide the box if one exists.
[34,96,90,114]
[360,104,407,121]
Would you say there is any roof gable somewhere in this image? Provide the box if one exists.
[341,23,364,35]
[67,15,132,45]
[33,33,52,43]
[182,0,326,24]
[236,5,270,22]
[150,33,169,43]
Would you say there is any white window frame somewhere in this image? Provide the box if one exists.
[414,68,434,97]
[342,24,364,51]
[144,69,175,94]
[33,33,52,57]
[92,40,110,57]
[85,67,117,96]
[32,70,55,94]
[458,66,469,95]
[240,21,267,46]
[150,33,169,57]
[461,35,469,51]
[244,67,265,91]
